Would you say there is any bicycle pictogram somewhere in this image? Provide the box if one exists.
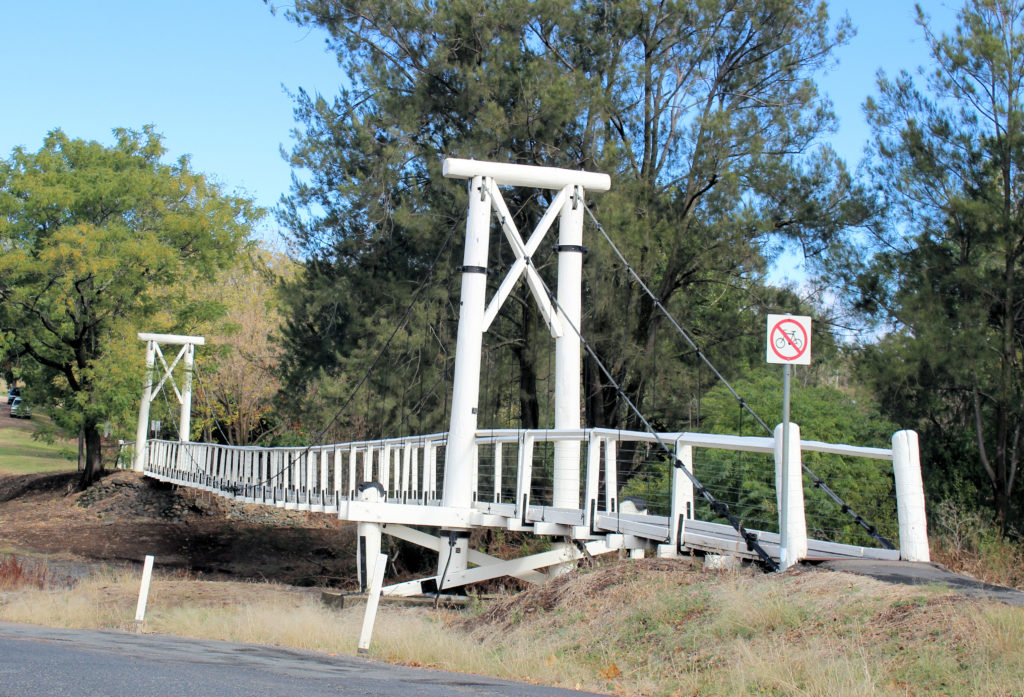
[774,330,804,351]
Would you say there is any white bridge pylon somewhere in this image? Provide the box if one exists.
[442,159,610,505]
[133,333,205,473]
[136,159,930,597]
[438,159,611,584]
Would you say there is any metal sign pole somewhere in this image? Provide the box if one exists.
[780,362,791,566]
[766,313,811,570]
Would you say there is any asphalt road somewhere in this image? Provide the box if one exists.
[0,623,604,697]
[820,559,1024,606]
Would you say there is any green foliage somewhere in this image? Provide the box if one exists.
[0,127,258,482]
[275,0,870,447]
[620,366,901,545]
[847,0,1024,525]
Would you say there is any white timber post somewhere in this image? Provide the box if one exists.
[179,343,195,443]
[442,173,492,513]
[133,340,156,472]
[552,185,584,509]
[892,429,930,562]
[774,422,807,569]
[356,484,384,593]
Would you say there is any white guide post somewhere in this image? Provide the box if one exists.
[133,340,157,472]
[774,422,807,569]
[134,554,155,627]
[892,430,930,562]
[552,186,584,509]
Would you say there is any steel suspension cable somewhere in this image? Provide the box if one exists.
[527,264,780,571]
[584,204,895,550]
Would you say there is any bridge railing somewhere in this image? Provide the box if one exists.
[143,426,926,561]
[470,428,908,553]
[145,433,448,512]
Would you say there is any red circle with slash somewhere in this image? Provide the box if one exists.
[769,318,809,362]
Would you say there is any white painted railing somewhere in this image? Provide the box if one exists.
[145,433,447,512]
[142,426,927,562]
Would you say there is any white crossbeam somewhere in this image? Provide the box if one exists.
[383,539,615,596]
[443,158,611,191]
[137,332,206,345]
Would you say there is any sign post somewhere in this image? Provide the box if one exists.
[766,314,811,569]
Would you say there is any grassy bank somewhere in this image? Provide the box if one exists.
[1,556,1022,696]
[0,419,75,475]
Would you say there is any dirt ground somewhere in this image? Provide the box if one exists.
[0,467,361,588]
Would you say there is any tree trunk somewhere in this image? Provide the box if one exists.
[515,303,540,429]
[79,421,104,487]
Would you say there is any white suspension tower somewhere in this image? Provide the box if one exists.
[133,333,205,473]
[438,158,610,585]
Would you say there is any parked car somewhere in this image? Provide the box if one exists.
[7,386,19,404]
[10,396,30,419]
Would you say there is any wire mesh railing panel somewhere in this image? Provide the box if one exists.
[801,453,899,547]
[475,443,498,503]
[528,439,555,508]
[615,438,675,517]
[690,448,778,532]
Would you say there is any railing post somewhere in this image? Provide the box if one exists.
[774,422,807,569]
[892,430,930,562]
[493,441,503,503]
[583,432,601,531]
[605,438,618,513]
[515,433,535,525]
[663,441,693,556]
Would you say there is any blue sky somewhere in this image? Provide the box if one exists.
[1,1,960,245]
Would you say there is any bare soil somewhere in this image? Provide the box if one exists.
[0,468,359,588]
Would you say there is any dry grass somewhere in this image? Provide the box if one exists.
[929,501,1024,590]
[0,556,59,591]
[1,555,1023,696]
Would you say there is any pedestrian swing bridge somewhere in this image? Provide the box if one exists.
[131,159,930,596]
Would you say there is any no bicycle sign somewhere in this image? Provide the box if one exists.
[766,314,811,366]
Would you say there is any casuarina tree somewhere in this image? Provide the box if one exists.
[852,0,1024,524]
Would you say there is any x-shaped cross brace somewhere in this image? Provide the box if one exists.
[150,343,192,406]
[482,184,576,337]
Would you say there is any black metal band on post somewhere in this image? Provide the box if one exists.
[552,244,588,254]
[457,265,488,275]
